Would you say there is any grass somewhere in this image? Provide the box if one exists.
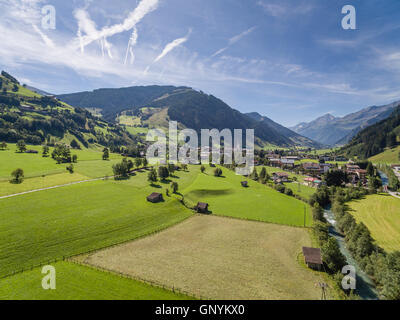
[0,173,193,277]
[369,146,400,164]
[0,144,123,181]
[184,166,312,227]
[348,194,400,252]
[0,261,192,300]
[81,215,324,300]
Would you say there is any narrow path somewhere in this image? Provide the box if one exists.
[0,176,111,200]
[0,166,153,200]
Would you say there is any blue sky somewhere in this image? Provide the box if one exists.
[1,0,400,126]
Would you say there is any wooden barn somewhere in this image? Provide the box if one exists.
[302,247,323,270]
[196,202,209,214]
[146,192,164,203]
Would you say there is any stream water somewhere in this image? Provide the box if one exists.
[323,206,379,300]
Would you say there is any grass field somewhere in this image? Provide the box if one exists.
[184,167,312,227]
[0,173,193,277]
[0,144,122,180]
[81,215,325,300]
[369,146,400,164]
[348,194,400,252]
[0,261,192,300]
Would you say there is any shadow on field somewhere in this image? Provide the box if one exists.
[187,188,234,197]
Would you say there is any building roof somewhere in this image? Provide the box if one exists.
[197,202,208,210]
[147,192,162,200]
[303,162,320,169]
[274,172,289,177]
[302,247,323,265]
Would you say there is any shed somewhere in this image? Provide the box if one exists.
[196,202,209,214]
[302,247,323,270]
[241,181,248,187]
[147,192,164,203]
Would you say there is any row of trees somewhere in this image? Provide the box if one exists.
[332,188,400,300]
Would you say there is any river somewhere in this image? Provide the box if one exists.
[323,206,379,300]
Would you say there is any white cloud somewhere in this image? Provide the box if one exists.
[154,31,191,63]
[256,1,314,17]
[212,26,256,57]
[76,0,159,48]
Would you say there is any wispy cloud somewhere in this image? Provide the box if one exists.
[144,29,192,73]
[256,1,314,17]
[212,26,256,57]
[76,0,159,49]
[155,31,191,62]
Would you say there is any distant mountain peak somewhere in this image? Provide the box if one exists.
[290,100,400,146]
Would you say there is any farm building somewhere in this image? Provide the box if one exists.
[302,247,323,270]
[146,193,164,203]
[196,202,209,214]
[241,181,249,187]
[272,172,289,182]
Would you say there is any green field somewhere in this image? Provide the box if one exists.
[0,174,193,277]
[184,167,312,227]
[0,261,192,300]
[369,146,400,164]
[348,194,400,252]
[0,144,122,180]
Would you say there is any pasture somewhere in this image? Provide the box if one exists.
[0,261,192,300]
[369,146,400,164]
[82,215,325,300]
[184,167,312,227]
[0,175,193,277]
[348,194,400,252]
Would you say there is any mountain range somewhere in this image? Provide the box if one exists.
[58,86,320,148]
[290,101,400,146]
[340,105,400,159]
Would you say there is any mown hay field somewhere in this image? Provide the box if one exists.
[82,215,325,300]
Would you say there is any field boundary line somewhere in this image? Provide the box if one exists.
[68,259,208,300]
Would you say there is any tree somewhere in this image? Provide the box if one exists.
[16,140,26,153]
[325,170,347,187]
[170,181,179,193]
[42,145,49,157]
[66,164,74,174]
[200,165,206,173]
[259,167,267,180]
[135,157,143,168]
[102,148,110,160]
[158,166,169,181]
[366,162,374,177]
[0,142,7,150]
[322,237,346,273]
[147,169,158,184]
[11,168,24,184]
[168,163,176,175]
[52,145,72,163]
[143,158,148,168]
[214,168,223,177]
[72,154,78,163]
[250,168,258,181]
[70,139,81,150]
